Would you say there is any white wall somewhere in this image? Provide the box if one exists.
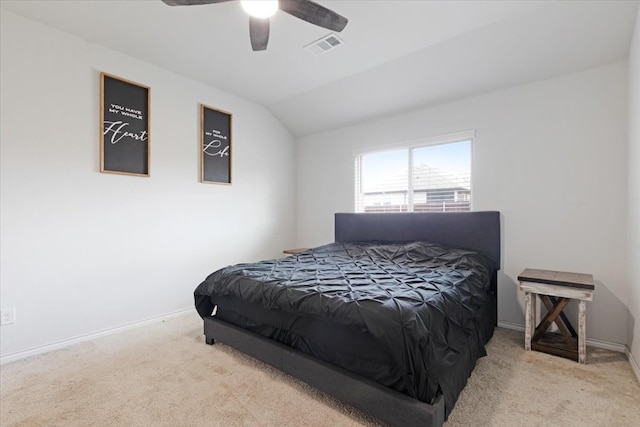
[296,63,629,345]
[628,8,640,367]
[0,11,296,359]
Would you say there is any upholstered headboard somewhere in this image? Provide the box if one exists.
[334,211,501,270]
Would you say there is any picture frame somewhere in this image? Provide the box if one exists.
[201,104,232,184]
[100,72,150,177]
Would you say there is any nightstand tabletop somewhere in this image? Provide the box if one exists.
[518,268,594,290]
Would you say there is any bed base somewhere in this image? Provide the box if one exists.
[204,316,446,427]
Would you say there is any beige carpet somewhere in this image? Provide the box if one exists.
[1,312,639,427]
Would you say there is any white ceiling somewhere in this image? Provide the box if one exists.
[1,0,638,137]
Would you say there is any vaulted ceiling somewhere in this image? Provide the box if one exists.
[2,0,638,137]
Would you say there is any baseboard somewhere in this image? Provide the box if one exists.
[0,308,193,365]
[497,321,627,353]
[586,336,627,353]
[626,347,640,384]
[497,320,524,332]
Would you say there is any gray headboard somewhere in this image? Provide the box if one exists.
[334,211,501,270]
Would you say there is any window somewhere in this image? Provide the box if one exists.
[354,132,473,213]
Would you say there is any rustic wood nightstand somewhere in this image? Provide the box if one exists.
[518,268,594,364]
[282,248,310,255]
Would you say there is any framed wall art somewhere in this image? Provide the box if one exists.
[100,72,150,176]
[201,104,232,184]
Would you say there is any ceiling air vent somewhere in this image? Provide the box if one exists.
[304,33,344,55]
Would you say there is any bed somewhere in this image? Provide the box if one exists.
[194,211,500,426]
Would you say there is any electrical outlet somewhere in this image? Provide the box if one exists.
[1,308,16,326]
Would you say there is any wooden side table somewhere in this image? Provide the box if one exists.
[518,268,594,364]
[283,248,310,255]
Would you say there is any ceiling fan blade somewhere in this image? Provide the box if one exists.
[249,17,270,51]
[161,0,233,6]
[279,0,348,32]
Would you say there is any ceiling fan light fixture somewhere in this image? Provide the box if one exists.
[241,1,278,19]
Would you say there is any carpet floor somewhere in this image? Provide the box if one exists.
[1,312,639,426]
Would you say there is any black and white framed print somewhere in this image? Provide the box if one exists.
[201,104,232,184]
[100,72,150,177]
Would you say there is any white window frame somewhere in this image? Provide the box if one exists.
[354,130,475,213]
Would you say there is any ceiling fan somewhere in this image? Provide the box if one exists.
[161,0,348,51]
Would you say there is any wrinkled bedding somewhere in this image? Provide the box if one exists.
[194,241,495,416]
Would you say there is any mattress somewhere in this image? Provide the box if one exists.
[194,241,496,416]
